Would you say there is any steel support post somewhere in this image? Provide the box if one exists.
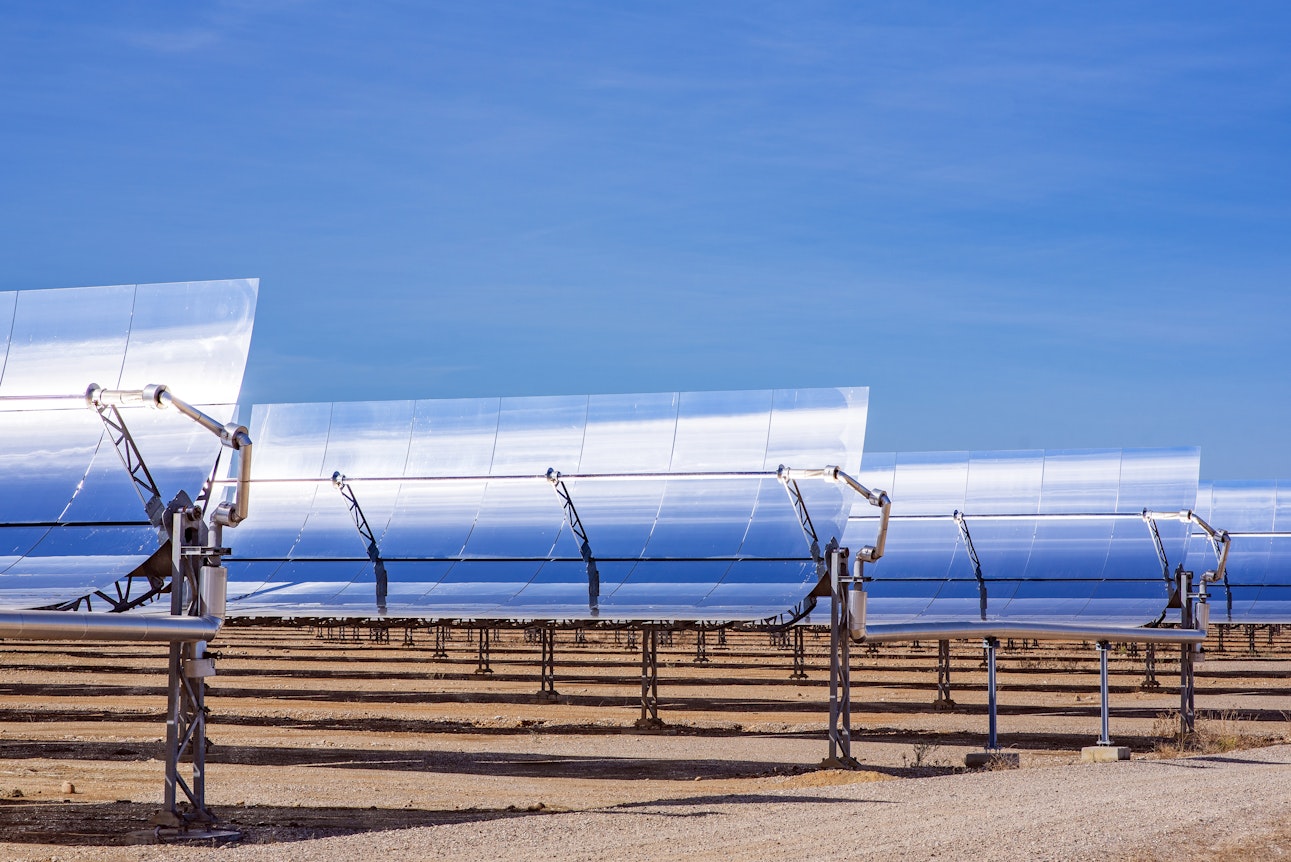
[1216,625,1225,654]
[790,626,807,679]
[1179,569,1197,738]
[1141,643,1160,690]
[537,625,558,700]
[432,624,448,659]
[826,548,858,767]
[1096,641,1112,746]
[637,626,661,727]
[1247,624,1257,655]
[157,509,227,837]
[984,636,1000,751]
[934,639,954,709]
[694,626,709,664]
[475,626,493,675]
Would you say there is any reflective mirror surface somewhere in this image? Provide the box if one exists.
[847,448,1201,626]
[1189,481,1291,623]
[223,387,870,621]
[0,280,258,609]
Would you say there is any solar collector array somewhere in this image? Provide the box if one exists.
[1189,481,1291,623]
[845,448,1201,626]
[220,387,870,621]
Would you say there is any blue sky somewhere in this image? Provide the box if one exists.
[1,2,1287,478]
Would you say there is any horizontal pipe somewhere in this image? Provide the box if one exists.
[213,470,784,486]
[849,512,1148,522]
[0,611,221,642]
[860,620,1206,645]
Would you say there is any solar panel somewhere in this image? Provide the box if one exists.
[1189,481,1291,623]
[0,279,258,609]
[846,448,1200,626]
[219,387,870,621]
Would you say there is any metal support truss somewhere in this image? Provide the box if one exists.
[778,469,824,575]
[432,624,449,659]
[1095,641,1113,746]
[934,639,955,709]
[47,406,177,614]
[475,626,493,674]
[693,626,709,664]
[546,469,601,615]
[331,472,388,615]
[826,547,859,767]
[95,402,167,529]
[537,625,558,701]
[1141,643,1160,690]
[637,625,661,727]
[790,626,807,679]
[953,511,988,620]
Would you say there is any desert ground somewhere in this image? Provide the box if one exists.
[1,623,1289,861]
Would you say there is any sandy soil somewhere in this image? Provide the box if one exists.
[0,625,1288,860]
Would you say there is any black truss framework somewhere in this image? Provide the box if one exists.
[547,471,601,615]
[332,472,389,614]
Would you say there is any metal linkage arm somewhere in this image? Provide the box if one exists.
[1143,509,1231,584]
[780,466,891,563]
[332,472,389,614]
[87,383,253,528]
[953,511,988,620]
[546,469,601,614]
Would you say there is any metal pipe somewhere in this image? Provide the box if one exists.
[804,466,890,563]
[850,512,1151,522]
[0,610,222,641]
[862,621,1206,644]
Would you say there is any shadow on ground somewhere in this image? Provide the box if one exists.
[0,799,543,846]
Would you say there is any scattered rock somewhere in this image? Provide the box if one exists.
[8,788,22,798]
[61,782,76,795]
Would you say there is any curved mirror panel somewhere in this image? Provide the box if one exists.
[222,387,869,621]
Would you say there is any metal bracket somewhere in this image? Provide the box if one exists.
[94,403,167,532]
[777,466,824,577]
[953,511,988,621]
[1142,511,1172,583]
[332,472,389,615]
[547,469,600,615]
[1145,508,1234,619]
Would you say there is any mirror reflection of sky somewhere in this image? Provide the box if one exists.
[1,3,1286,479]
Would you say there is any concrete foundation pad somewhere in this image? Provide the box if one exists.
[965,751,1020,769]
[1081,745,1131,763]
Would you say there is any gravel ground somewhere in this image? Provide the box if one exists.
[3,744,1290,862]
[3,629,1290,861]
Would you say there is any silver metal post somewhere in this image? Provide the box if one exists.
[1097,640,1112,746]
[985,636,1000,751]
